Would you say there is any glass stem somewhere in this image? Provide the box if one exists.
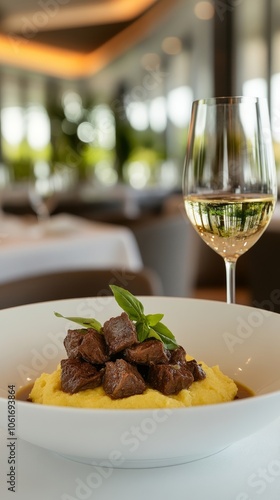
[225,258,236,304]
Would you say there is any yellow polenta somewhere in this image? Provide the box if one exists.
[30,358,238,409]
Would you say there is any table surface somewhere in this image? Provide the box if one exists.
[0,416,280,500]
[0,213,143,284]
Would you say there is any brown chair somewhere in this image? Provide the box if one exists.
[0,267,163,309]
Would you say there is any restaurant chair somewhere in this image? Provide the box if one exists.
[247,231,280,313]
[0,267,163,309]
[128,194,200,297]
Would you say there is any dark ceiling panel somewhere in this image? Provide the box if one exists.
[17,21,133,54]
[0,1,159,54]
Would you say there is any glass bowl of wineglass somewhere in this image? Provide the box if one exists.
[29,161,60,222]
[183,96,277,304]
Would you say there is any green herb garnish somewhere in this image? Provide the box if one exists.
[110,285,178,349]
[54,312,102,332]
[54,285,178,350]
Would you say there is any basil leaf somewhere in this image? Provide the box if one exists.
[152,321,177,340]
[150,321,178,350]
[148,328,178,350]
[110,285,144,321]
[147,328,162,342]
[54,312,102,332]
[145,313,164,327]
[136,321,150,342]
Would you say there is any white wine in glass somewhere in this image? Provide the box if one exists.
[183,96,277,304]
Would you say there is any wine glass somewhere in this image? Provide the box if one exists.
[28,161,62,223]
[183,96,277,304]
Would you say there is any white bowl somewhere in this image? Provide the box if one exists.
[1,296,280,468]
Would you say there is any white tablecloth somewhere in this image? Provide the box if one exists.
[0,214,143,284]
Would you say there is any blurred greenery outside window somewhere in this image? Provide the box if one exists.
[0,0,216,191]
[0,85,193,190]
[234,0,280,181]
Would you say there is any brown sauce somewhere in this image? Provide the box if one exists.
[16,383,34,402]
[234,381,255,399]
[16,380,255,403]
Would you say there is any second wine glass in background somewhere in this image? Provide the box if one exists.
[29,162,57,221]
[0,163,24,240]
[28,161,76,225]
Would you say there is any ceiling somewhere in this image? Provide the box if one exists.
[0,0,158,53]
[0,0,180,78]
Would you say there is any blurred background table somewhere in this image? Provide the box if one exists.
[0,213,143,284]
[1,187,200,298]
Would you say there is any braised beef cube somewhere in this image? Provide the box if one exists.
[103,359,146,399]
[60,358,104,394]
[64,329,86,359]
[148,364,194,395]
[169,345,187,365]
[78,329,109,365]
[186,359,206,381]
[102,312,137,355]
[124,339,170,365]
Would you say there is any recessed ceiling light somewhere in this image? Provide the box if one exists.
[194,1,215,21]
